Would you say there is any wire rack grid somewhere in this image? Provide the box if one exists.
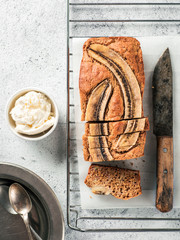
[67,0,180,232]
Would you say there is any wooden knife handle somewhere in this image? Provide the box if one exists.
[156,136,173,212]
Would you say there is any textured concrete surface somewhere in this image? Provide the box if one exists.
[1,0,180,239]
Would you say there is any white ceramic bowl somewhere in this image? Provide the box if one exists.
[6,88,59,141]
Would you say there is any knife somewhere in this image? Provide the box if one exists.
[152,48,173,213]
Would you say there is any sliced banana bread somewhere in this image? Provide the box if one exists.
[84,164,142,200]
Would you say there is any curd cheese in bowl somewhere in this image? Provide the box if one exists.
[10,91,55,135]
[6,88,58,140]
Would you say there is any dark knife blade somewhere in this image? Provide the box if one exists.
[152,48,173,136]
[152,48,173,213]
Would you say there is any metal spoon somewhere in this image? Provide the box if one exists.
[9,183,34,240]
[0,185,42,240]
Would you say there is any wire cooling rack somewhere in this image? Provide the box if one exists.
[67,0,180,232]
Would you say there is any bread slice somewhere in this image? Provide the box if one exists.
[83,132,146,162]
[84,164,142,200]
[83,131,146,149]
[83,143,145,162]
[79,37,145,121]
[85,117,150,136]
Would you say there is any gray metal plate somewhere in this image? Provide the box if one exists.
[0,162,64,240]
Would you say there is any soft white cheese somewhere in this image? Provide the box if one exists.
[10,91,55,135]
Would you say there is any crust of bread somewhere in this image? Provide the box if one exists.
[79,37,145,121]
[84,164,142,200]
